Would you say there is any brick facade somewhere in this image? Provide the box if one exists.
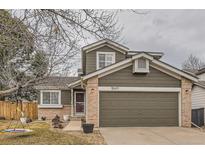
[38,105,71,120]
[181,77,192,127]
[86,76,99,127]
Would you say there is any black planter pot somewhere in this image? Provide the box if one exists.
[82,123,94,133]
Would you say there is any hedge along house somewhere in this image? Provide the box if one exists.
[36,39,198,127]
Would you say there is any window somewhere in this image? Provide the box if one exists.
[133,58,149,73]
[40,90,61,106]
[138,58,146,69]
[97,52,115,70]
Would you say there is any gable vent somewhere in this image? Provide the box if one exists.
[133,58,149,73]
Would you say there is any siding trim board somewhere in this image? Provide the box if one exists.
[84,58,132,80]
[71,88,74,116]
[179,90,182,126]
[150,64,181,80]
[98,63,132,78]
[152,59,197,82]
[99,86,181,92]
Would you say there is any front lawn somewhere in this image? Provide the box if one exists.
[0,120,106,145]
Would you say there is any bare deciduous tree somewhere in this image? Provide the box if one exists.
[182,54,205,73]
[0,9,123,98]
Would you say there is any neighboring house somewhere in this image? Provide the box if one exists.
[192,68,205,121]
[35,39,198,128]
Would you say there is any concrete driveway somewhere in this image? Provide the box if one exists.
[100,127,205,145]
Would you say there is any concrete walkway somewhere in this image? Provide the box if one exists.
[100,127,205,145]
[63,120,82,131]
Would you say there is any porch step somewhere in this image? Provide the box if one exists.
[63,120,82,131]
[70,116,84,121]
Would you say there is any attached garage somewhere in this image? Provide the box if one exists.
[69,42,197,128]
[99,91,179,127]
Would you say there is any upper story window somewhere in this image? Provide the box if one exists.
[133,58,149,73]
[97,52,115,70]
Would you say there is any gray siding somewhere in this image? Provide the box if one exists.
[100,92,178,127]
[61,90,71,105]
[192,86,205,122]
[85,46,126,74]
[37,90,71,105]
[99,65,181,87]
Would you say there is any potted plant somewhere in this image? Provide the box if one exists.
[63,115,69,121]
[41,116,46,121]
[82,123,94,133]
[20,111,27,125]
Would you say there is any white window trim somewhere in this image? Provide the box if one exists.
[96,51,116,70]
[39,90,62,108]
[133,58,149,73]
[74,91,85,116]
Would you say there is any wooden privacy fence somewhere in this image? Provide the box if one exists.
[0,101,38,120]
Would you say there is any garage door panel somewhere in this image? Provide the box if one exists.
[100,92,178,127]
[101,104,177,109]
[100,92,177,99]
[101,97,178,102]
[101,118,178,127]
[100,109,178,117]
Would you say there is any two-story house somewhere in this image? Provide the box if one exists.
[35,39,198,128]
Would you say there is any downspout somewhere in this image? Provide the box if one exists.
[71,88,74,117]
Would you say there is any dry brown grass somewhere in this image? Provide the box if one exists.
[0,120,106,145]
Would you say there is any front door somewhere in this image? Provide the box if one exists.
[74,92,85,116]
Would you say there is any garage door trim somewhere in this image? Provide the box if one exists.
[98,86,181,127]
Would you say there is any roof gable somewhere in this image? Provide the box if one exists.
[68,53,198,87]
[82,39,129,54]
[132,52,154,61]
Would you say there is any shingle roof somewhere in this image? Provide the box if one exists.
[35,76,80,90]
[82,39,129,51]
[196,68,205,75]
[198,81,205,86]
[194,81,205,89]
